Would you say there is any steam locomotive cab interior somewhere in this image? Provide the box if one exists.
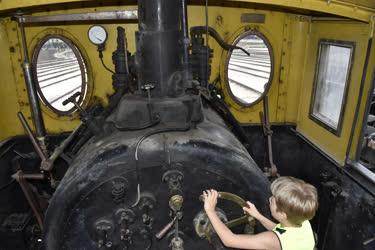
[0,0,374,250]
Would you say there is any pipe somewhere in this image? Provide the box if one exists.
[348,160,375,184]
[155,216,177,239]
[17,18,47,152]
[13,170,44,230]
[136,0,184,97]
[17,112,47,163]
[190,26,250,56]
[17,10,138,24]
[42,122,83,171]
[181,0,190,83]
[262,96,278,177]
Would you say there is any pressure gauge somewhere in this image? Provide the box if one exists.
[88,25,108,46]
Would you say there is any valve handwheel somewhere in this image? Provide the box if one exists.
[197,192,256,242]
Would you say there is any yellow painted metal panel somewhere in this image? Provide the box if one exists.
[218,10,286,124]
[338,0,375,10]
[228,0,374,22]
[0,20,23,140]
[284,15,310,122]
[0,0,91,11]
[217,11,309,125]
[297,20,370,165]
[0,4,313,140]
[0,2,372,150]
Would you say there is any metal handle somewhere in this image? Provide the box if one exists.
[155,216,177,239]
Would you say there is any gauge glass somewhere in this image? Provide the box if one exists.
[88,25,107,45]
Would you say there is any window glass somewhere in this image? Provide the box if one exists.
[33,36,87,114]
[311,41,354,132]
[227,33,272,106]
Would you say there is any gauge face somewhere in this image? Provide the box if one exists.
[88,25,107,45]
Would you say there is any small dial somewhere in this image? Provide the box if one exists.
[88,25,108,45]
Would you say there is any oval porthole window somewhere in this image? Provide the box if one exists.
[32,35,88,115]
[226,32,273,106]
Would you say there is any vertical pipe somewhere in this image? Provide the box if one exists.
[137,0,183,97]
[18,20,46,146]
[181,0,190,82]
[17,112,47,162]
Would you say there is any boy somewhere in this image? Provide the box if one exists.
[203,176,318,250]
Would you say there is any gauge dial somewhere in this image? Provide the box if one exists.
[88,25,108,45]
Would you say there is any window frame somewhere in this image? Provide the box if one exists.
[224,30,274,107]
[31,34,88,116]
[309,39,356,136]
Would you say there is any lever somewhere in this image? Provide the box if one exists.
[363,233,375,246]
[155,216,177,239]
[63,92,102,135]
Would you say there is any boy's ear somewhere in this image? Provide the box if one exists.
[279,211,288,221]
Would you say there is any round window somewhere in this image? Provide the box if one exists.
[226,32,273,106]
[32,35,88,115]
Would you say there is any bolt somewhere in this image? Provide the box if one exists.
[105,241,113,248]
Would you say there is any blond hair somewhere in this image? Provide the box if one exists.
[271,176,318,225]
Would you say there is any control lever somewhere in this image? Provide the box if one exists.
[259,96,278,178]
[63,92,102,135]
[17,112,82,173]
[155,216,177,239]
[363,233,375,246]
[62,92,85,113]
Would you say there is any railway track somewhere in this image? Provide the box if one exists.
[36,55,84,112]
[228,46,271,104]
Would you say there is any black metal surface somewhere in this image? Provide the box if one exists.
[0,134,70,250]
[112,27,129,91]
[34,2,273,249]
[136,0,185,97]
[1,125,374,249]
[44,107,271,249]
[190,32,213,88]
[181,0,190,84]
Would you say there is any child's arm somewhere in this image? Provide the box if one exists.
[243,201,277,231]
[203,190,280,250]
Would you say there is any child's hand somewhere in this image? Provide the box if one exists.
[203,189,218,213]
[243,201,261,219]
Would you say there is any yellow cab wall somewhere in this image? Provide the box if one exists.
[0,0,374,167]
[0,5,304,139]
[297,20,374,165]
